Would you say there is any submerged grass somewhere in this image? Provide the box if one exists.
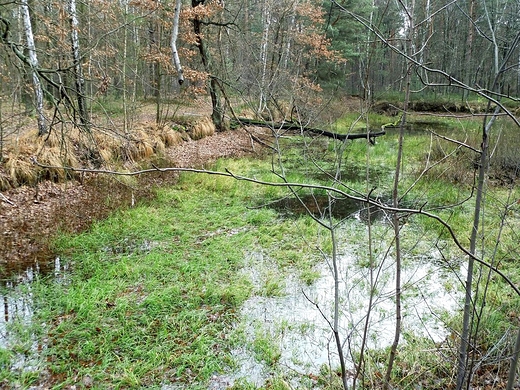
[269,113,520,386]
[1,158,321,389]
[2,110,519,388]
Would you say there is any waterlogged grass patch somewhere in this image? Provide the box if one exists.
[252,329,282,367]
[12,159,323,388]
[5,122,518,388]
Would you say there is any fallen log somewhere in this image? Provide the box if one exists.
[233,117,386,143]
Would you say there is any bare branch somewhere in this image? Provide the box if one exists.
[31,157,520,298]
[0,192,15,206]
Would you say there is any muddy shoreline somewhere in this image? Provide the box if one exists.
[0,128,267,283]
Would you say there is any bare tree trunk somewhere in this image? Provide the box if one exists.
[462,0,476,101]
[353,109,376,390]
[20,0,47,135]
[507,326,520,390]
[328,200,349,390]
[147,1,161,123]
[455,28,520,390]
[384,1,414,385]
[384,76,407,388]
[192,0,224,131]
[154,60,162,125]
[258,0,271,113]
[171,0,184,85]
[122,2,129,133]
[455,107,491,390]
[68,0,89,131]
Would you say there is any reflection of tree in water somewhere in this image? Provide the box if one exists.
[216,248,461,388]
[1,257,67,348]
[269,194,387,223]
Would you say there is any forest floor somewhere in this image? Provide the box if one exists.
[0,124,271,281]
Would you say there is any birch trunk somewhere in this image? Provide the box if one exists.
[20,0,47,135]
[258,0,271,113]
[171,0,184,85]
[69,0,89,131]
[123,7,128,134]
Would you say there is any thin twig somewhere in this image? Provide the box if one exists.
[0,192,15,206]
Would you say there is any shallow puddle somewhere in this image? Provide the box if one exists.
[211,242,462,388]
[2,219,462,389]
[1,268,41,377]
[1,267,37,348]
[269,194,387,222]
[1,258,70,382]
[1,257,68,345]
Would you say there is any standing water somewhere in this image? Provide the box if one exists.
[1,257,67,375]
[210,230,463,388]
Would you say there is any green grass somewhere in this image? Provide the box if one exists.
[2,111,519,388]
[2,157,324,388]
[272,113,520,386]
[267,118,519,390]
[251,329,282,366]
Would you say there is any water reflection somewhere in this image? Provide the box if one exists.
[214,244,462,388]
[0,257,66,359]
[1,266,37,333]
[269,194,388,223]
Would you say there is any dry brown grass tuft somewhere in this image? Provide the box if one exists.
[137,141,154,159]
[5,156,38,187]
[128,126,161,160]
[0,170,11,191]
[189,117,215,140]
[98,145,114,163]
[11,129,39,155]
[37,146,80,182]
[238,107,259,120]
[93,132,120,163]
[0,127,84,190]
[0,119,193,190]
[2,130,40,188]
[41,128,66,148]
[157,125,184,147]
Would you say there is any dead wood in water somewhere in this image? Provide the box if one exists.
[233,117,386,143]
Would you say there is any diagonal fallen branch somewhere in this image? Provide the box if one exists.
[30,155,520,298]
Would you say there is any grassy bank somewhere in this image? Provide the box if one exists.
[1,158,320,389]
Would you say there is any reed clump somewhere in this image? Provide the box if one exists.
[1,128,81,189]
[0,121,189,191]
[189,116,215,140]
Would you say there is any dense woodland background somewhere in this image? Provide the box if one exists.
[1,0,519,138]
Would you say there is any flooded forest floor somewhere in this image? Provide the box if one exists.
[0,127,267,282]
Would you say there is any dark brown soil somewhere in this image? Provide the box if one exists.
[0,127,270,283]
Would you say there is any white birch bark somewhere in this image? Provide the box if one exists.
[258,0,271,113]
[283,3,296,71]
[68,0,89,129]
[20,0,47,135]
[171,0,184,85]
[122,1,129,133]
